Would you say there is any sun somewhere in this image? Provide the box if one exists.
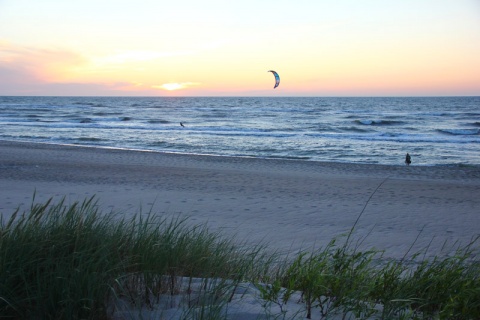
[160,83,184,91]
[153,82,200,91]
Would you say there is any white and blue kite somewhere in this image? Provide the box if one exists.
[268,70,280,89]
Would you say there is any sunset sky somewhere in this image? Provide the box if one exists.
[1,0,479,96]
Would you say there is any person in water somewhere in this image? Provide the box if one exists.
[405,153,411,165]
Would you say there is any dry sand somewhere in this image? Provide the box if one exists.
[1,140,479,259]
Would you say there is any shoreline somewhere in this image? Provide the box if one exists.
[1,139,479,258]
[3,138,480,171]
[2,138,480,169]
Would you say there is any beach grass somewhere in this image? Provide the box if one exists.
[0,197,479,319]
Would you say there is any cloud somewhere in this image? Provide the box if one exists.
[0,44,186,95]
[0,42,87,80]
[0,42,154,95]
[92,50,191,65]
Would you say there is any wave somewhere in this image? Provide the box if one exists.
[147,141,192,151]
[73,102,108,108]
[354,119,404,126]
[200,113,230,119]
[458,113,480,120]
[77,137,104,142]
[305,131,480,144]
[339,126,371,133]
[437,128,480,136]
[93,112,123,116]
[148,119,170,124]
[189,130,296,139]
[261,155,312,161]
[35,119,59,123]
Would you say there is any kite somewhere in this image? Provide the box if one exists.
[268,70,280,89]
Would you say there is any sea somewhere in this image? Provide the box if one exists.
[1,96,479,166]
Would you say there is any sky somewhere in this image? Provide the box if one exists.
[0,0,479,96]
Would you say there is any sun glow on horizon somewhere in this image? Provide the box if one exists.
[153,82,201,91]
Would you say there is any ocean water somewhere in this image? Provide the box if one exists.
[0,96,479,166]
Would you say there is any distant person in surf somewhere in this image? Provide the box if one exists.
[180,122,185,127]
[405,153,411,166]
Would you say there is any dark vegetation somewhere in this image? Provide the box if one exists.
[0,197,478,319]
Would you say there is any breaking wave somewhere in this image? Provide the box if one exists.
[438,128,480,136]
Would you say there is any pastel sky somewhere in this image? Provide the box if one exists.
[0,0,479,96]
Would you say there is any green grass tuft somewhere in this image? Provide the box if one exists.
[0,196,478,319]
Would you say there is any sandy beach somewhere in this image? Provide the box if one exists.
[1,140,479,259]
[2,139,480,318]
